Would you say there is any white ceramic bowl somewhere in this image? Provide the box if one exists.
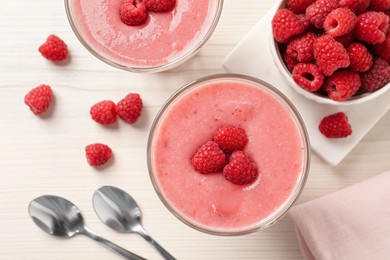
[269,0,390,106]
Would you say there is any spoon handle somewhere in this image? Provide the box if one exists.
[137,227,176,260]
[82,227,146,260]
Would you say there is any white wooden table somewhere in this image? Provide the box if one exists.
[1,1,389,259]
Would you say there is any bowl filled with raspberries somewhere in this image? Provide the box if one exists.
[270,0,390,105]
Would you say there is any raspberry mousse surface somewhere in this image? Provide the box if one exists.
[149,75,309,233]
[69,0,220,69]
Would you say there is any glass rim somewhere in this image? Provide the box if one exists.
[64,0,224,73]
[147,73,311,236]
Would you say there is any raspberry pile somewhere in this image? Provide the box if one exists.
[272,0,390,101]
[191,125,259,185]
[120,0,176,26]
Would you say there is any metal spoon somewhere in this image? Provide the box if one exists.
[93,186,176,260]
[28,195,146,260]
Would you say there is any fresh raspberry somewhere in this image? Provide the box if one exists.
[272,9,306,43]
[287,0,316,14]
[323,8,357,38]
[324,70,361,101]
[191,141,227,174]
[339,0,370,14]
[120,0,148,26]
[116,93,143,124]
[314,35,350,76]
[369,0,390,12]
[335,32,354,47]
[347,43,373,72]
[292,63,325,91]
[213,125,248,152]
[144,0,176,12]
[353,11,389,44]
[286,33,316,66]
[361,58,390,92]
[374,33,390,63]
[306,0,339,29]
[284,52,299,71]
[319,112,352,138]
[90,100,117,125]
[24,84,53,116]
[38,35,68,62]
[85,143,113,167]
[223,151,258,185]
[296,14,311,32]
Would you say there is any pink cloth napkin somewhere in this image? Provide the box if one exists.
[289,171,390,260]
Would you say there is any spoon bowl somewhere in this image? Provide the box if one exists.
[29,195,84,237]
[28,195,145,260]
[93,186,176,260]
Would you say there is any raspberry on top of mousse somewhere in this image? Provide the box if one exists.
[120,0,176,26]
[191,125,259,185]
[213,125,248,153]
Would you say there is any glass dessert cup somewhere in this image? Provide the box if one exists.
[147,74,311,235]
[64,0,223,73]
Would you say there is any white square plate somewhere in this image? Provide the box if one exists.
[223,6,390,166]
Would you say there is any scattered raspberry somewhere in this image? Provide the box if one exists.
[287,0,316,14]
[305,0,339,29]
[144,0,176,12]
[272,9,306,43]
[323,8,357,38]
[120,0,148,26]
[213,125,248,152]
[192,141,227,174]
[369,0,390,12]
[374,33,390,63]
[292,63,325,91]
[116,93,143,124]
[324,70,361,101]
[353,11,389,44]
[24,84,53,115]
[223,151,258,185]
[314,35,350,76]
[319,112,352,138]
[361,58,390,92]
[90,100,117,125]
[339,0,370,14]
[347,42,373,72]
[286,33,317,65]
[335,32,354,47]
[38,35,68,62]
[85,143,113,167]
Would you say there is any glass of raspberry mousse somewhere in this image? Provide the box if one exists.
[64,0,223,73]
[147,74,310,235]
